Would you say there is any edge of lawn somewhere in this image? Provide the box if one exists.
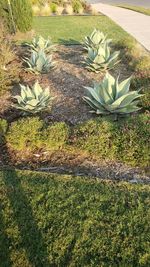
[115,4,150,16]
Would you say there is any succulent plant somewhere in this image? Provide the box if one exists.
[83,72,142,115]
[25,35,55,53]
[84,29,111,50]
[13,81,54,114]
[23,50,55,74]
[84,45,120,73]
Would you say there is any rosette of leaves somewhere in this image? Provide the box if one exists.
[25,35,55,53]
[84,45,120,73]
[83,72,142,115]
[23,50,55,74]
[13,81,54,114]
[84,29,111,50]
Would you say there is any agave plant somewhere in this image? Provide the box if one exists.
[83,72,142,115]
[84,29,111,50]
[23,50,55,74]
[13,81,54,114]
[25,35,55,53]
[84,45,120,73]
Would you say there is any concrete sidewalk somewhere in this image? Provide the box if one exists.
[92,3,150,51]
[90,0,150,8]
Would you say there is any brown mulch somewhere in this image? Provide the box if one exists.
[0,45,131,124]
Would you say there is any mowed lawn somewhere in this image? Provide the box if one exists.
[0,170,150,266]
[33,16,132,44]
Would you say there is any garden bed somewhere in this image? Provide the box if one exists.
[0,16,149,182]
[0,44,130,124]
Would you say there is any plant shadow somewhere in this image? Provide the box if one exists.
[58,38,81,45]
[0,125,51,267]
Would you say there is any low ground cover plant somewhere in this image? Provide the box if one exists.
[2,113,149,168]
[6,117,69,152]
[0,118,8,144]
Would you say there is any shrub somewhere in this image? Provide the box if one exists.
[32,4,40,16]
[40,3,51,16]
[0,0,33,33]
[73,114,150,167]
[0,119,8,144]
[72,0,83,13]
[50,3,58,13]
[64,4,73,15]
[6,117,69,153]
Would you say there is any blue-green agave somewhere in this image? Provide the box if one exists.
[25,35,55,53]
[13,81,54,114]
[84,45,120,73]
[83,72,142,115]
[84,29,111,50]
[23,50,55,74]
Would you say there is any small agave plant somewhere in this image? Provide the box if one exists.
[25,35,55,53]
[23,50,55,74]
[13,81,54,114]
[83,72,142,115]
[84,29,111,50]
[84,45,120,73]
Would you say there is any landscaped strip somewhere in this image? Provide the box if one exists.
[116,5,150,16]
[0,169,150,267]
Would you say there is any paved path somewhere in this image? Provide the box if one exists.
[89,0,150,8]
[91,3,150,51]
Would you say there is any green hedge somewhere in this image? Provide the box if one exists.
[0,169,150,266]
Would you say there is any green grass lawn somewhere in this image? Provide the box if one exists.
[33,16,132,44]
[0,169,150,266]
[116,5,150,16]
